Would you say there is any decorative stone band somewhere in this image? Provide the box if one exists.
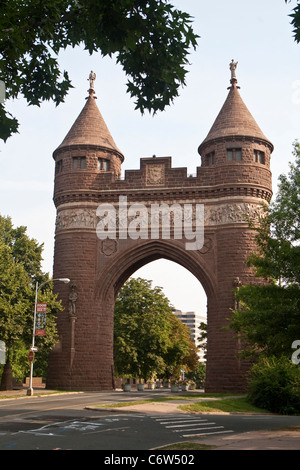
[55,200,267,233]
[207,201,266,225]
[55,208,98,232]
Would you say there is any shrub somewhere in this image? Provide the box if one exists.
[247,356,300,415]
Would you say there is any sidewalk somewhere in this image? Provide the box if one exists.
[1,387,299,450]
[0,385,79,398]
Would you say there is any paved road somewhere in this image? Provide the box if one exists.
[0,391,299,451]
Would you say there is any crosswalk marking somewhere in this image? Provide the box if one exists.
[156,419,207,426]
[152,415,234,438]
[174,425,224,433]
[166,421,211,428]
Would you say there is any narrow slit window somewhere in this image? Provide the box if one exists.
[235,149,242,161]
[73,157,78,169]
[73,157,86,169]
[227,149,233,161]
[56,160,63,172]
[254,150,265,164]
[98,158,110,171]
[206,151,215,166]
[227,148,242,161]
[80,157,86,169]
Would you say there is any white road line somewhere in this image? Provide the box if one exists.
[166,421,213,428]
[154,417,196,421]
[173,425,224,433]
[182,430,234,438]
[157,419,208,425]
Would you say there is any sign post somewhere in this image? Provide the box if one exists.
[28,350,34,362]
[27,282,39,396]
[26,278,70,396]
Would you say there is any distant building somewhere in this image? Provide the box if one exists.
[172,309,206,361]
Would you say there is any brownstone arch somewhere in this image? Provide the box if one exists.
[97,240,216,301]
[46,69,273,393]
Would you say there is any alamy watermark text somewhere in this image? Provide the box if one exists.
[96,196,204,251]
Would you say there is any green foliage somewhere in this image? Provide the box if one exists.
[0,215,44,281]
[247,356,300,415]
[0,240,31,355]
[162,313,198,378]
[231,284,300,359]
[229,141,300,361]
[6,340,30,382]
[197,321,207,359]
[0,0,199,141]
[114,277,172,379]
[246,141,300,286]
[114,277,197,380]
[285,0,300,44]
[0,215,63,383]
[186,360,206,386]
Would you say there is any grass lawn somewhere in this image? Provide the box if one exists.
[178,396,268,414]
[96,394,268,414]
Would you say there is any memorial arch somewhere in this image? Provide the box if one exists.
[47,65,273,393]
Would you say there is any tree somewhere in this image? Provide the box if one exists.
[162,312,198,379]
[197,321,207,359]
[0,215,63,388]
[285,0,300,43]
[229,284,300,359]
[186,361,206,387]
[0,0,199,141]
[0,215,44,282]
[114,277,172,380]
[229,141,300,360]
[114,277,197,381]
[0,241,31,365]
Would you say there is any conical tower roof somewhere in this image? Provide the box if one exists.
[199,62,273,154]
[54,83,124,161]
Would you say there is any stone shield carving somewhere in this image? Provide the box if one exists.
[146,164,165,185]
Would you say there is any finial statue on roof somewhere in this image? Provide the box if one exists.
[229,59,238,82]
[87,70,97,99]
[89,70,96,90]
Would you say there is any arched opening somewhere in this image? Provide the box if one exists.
[113,259,208,389]
[131,259,207,359]
[96,240,215,390]
[98,240,216,303]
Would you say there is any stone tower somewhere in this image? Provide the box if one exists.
[197,65,273,391]
[47,64,273,392]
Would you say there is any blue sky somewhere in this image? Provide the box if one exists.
[0,0,299,314]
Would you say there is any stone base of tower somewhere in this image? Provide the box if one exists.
[46,230,116,392]
[46,340,116,391]
[46,367,115,392]
[205,356,251,394]
[203,226,260,394]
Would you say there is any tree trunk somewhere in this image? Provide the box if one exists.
[0,361,13,390]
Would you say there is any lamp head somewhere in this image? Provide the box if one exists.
[58,278,70,284]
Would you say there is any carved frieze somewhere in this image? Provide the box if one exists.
[55,201,266,234]
[205,202,266,226]
[56,208,98,232]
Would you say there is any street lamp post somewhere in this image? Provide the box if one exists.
[27,278,70,396]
